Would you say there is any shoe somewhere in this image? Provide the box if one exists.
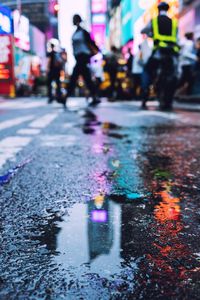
[63,97,67,110]
[89,97,101,106]
[48,97,53,104]
[141,102,147,109]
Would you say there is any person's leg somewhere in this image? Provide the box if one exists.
[141,69,151,108]
[179,66,187,89]
[133,74,141,98]
[186,65,194,95]
[47,73,53,103]
[110,71,117,98]
[96,78,102,96]
[80,62,97,99]
[55,72,62,101]
[67,63,80,97]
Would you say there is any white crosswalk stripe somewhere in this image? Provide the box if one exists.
[17,128,41,135]
[0,99,47,110]
[0,136,32,168]
[0,115,35,131]
[29,113,59,129]
[0,111,59,170]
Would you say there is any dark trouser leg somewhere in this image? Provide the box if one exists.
[186,66,194,95]
[179,65,194,94]
[141,70,151,106]
[67,63,80,97]
[55,75,62,100]
[141,57,159,107]
[81,62,96,96]
[133,74,142,98]
[47,73,53,102]
[110,72,117,98]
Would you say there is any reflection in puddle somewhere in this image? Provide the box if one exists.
[55,192,144,282]
[81,109,128,140]
[154,183,181,223]
[56,200,126,278]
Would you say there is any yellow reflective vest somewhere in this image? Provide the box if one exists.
[152,17,179,52]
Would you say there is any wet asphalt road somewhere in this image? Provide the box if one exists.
[0,97,200,300]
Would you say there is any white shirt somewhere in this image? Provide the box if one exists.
[91,61,104,80]
[179,39,197,66]
[132,40,152,74]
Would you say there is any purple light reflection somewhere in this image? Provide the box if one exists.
[91,210,108,223]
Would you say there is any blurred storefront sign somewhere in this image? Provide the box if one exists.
[30,25,46,70]
[13,10,30,51]
[0,34,15,96]
[179,9,195,38]
[91,0,107,49]
[121,0,132,46]
[179,0,200,38]
[108,5,121,49]
[92,24,106,47]
[91,0,107,13]
[92,13,106,24]
[0,4,13,35]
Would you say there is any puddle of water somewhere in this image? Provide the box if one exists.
[81,109,127,139]
[55,200,138,279]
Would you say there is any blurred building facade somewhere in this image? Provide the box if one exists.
[90,0,108,50]
[0,0,58,39]
[179,0,200,38]
[106,0,180,55]
[90,0,200,54]
[0,1,52,96]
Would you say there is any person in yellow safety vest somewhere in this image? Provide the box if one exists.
[140,2,179,109]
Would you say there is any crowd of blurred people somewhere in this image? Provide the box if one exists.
[35,11,200,107]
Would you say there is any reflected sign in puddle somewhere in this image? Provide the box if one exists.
[55,200,138,279]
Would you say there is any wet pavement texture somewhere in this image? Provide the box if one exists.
[0,98,200,300]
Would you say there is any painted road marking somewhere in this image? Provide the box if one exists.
[17,128,41,135]
[0,115,35,131]
[0,99,46,110]
[40,135,78,147]
[129,110,178,120]
[29,113,59,129]
[0,113,59,169]
[0,136,32,168]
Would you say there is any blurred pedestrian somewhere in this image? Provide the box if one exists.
[132,45,143,99]
[141,1,179,109]
[91,59,104,96]
[132,41,152,99]
[179,32,197,95]
[195,37,200,70]
[60,48,67,72]
[127,48,133,76]
[105,46,119,99]
[47,43,63,103]
[65,14,100,107]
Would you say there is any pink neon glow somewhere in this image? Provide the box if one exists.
[91,24,106,48]
[91,0,107,13]
[91,210,107,222]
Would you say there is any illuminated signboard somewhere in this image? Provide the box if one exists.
[0,5,13,34]
[0,34,15,95]
[92,0,107,13]
[121,0,133,45]
[92,24,106,48]
[13,10,30,51]
[92,14,106,24]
